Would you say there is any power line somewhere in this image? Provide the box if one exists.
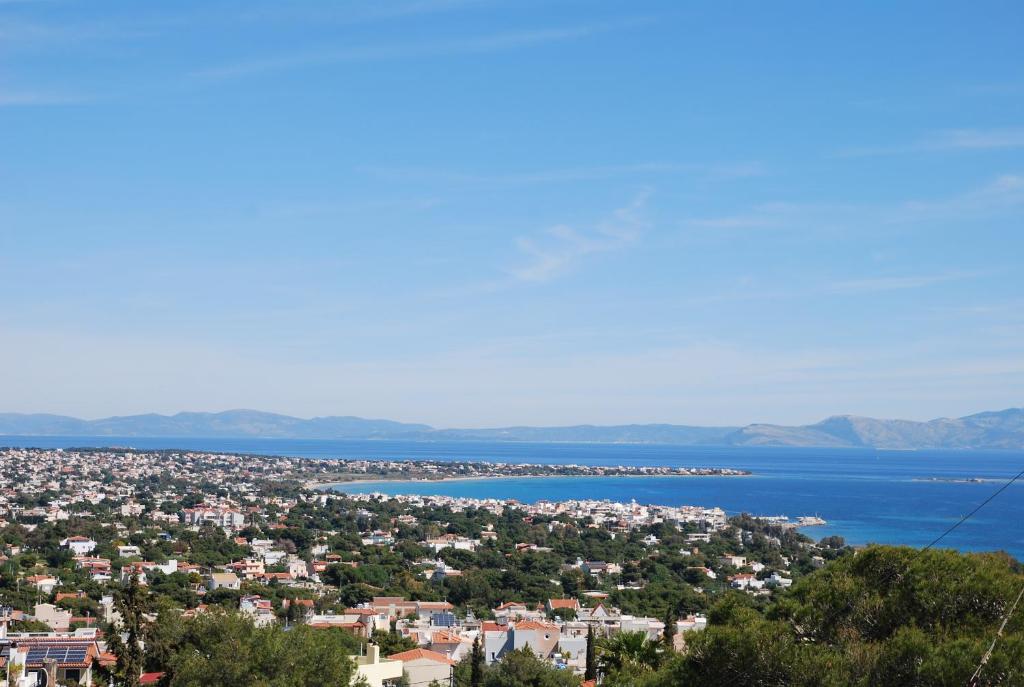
[797,466,1024,641]
[918,467,1024,554]
[967,582,1024,687]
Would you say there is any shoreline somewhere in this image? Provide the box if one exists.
[311,471,753,490]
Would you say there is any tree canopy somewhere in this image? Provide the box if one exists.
[638,546,1024,687]
[158,611,363,687]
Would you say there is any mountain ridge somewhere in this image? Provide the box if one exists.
[0,409,1019,450]
[0,407,1022,449]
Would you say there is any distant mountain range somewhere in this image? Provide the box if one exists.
[1,407,1023,450]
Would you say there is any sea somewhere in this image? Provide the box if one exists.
[5,436,1023,558]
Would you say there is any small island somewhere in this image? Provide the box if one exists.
[912,476,1001,484]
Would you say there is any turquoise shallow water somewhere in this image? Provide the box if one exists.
[4,436,1023,557]
[332,470,1024,557]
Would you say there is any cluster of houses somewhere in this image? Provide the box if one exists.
[247,594,707,686]
[0,448,316,525]
[390,595,705,682]
[0,619,405,687]
[0,447,815,687]
[0,589,708,687]
[345,491,729,534]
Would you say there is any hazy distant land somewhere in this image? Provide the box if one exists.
[1,407,1022,450]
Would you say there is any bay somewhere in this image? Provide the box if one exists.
[4,435,1022,557]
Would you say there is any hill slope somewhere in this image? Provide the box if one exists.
[0,410,431,439]
[722,408,1024,449]
[1,408,1022,449]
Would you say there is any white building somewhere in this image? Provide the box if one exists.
[387,648,454,687]
[354,645,404,687]
[425,535,478,553]
[207,572,241,591]
[182,506,245,530]
[60,536,97,556]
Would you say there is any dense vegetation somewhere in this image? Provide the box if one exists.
[147,611,363,687]
[633,546,1024,687]
[96,544,1022,687]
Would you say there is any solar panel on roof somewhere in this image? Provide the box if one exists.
[23,644,90,664]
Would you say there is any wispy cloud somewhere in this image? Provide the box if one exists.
[489,163,686,185]
[826,272,972,295]
[893,174,1024,222]
[0,0,68,6]
[192,19,645,81]
[509,193,649,282]
[0,15,153,46]
[684,202,805,230]
[359,160,762,187]
[683,174,1024,233]
[937,299,1024,314]
[839,127,1024,157]
[0,90,82,107]
[236,0,490,25]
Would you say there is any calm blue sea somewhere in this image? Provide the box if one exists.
[4,436,1023,558]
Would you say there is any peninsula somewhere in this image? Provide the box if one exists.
[311,458,750,488]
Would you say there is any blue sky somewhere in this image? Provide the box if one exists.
[2,0,1022,427]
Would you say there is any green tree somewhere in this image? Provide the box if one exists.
[371,629,417,656]
[142,600,186,673]
[551,607,577,622]
[10,619,52,633]
[640,546,1024,687]
[597,631,661,677]
[106,574,147,687]
[662,604,676,649]
[164,611,362,687]
[471,634,485,687]
[482,648,579,687]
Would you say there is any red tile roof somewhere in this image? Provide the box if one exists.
[430,630,462,644]
[547,598,579,609]
[494,601,526,610]
[387,648,456,665]
[417,601,453,609]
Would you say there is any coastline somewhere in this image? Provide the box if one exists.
[310,471,753,491]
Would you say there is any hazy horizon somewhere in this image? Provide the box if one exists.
[2,404,1019,431]
[3,1,1023,426]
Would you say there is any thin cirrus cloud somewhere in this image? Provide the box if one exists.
[826,272,976,295]
[509,192,650,283]
[892,173,1024,222]
[683,174,1024,232]
[191,20,644,81]
[838,127,1024,157]
[357,161,762,187]
[236,0,491,25]
[683,201,806,230]
[0,90,82,106]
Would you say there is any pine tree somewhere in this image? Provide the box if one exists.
[584,623,597,681]
[663,603,677,649]
[107,574,146,687]
[470,633,484,687]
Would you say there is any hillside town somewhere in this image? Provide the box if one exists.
[0,447,847,686]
